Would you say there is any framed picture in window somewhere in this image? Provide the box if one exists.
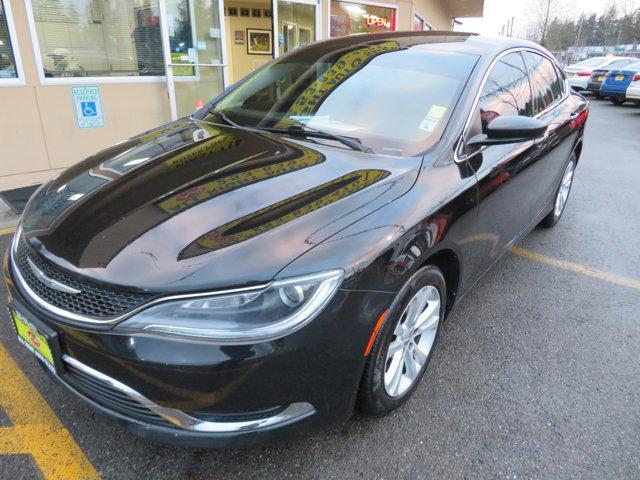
[246,29,272,55]
[251,8,261,17]
[239,7,250,17]
[227,7,238,16]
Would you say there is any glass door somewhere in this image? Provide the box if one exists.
[160,0,228,119]
[273,0,319,57]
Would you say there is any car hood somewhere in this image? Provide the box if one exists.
[20,117,422,292]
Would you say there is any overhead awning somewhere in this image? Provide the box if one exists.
[446,0,484,18]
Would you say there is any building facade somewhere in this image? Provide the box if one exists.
[0,0,482,191]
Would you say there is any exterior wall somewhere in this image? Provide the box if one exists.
[225,0,273,84]
[1,0,458,191]
[0,0,171,191]
[407,0,452,30]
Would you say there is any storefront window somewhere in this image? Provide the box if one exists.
[31,0,164,78]
[330,0,396,37]
[0,0,19,79]
[278,1,316,55]
[413,14,431,31]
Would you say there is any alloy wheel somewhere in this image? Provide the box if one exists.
[554,161,575,219]
[384,285,441,398]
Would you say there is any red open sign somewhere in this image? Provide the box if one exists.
[366,15,388,28]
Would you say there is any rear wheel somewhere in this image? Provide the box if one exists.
[357,266,445,416]
[611,97,625,105]
[540,156,576,228]
[594,92,603,99]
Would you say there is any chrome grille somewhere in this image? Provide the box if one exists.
[14,238,155,318]
[63,361,172,427]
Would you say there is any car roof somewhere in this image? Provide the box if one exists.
[296,31,547,60]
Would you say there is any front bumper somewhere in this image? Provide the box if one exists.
[49,353,316,448]
[4,246,394,447]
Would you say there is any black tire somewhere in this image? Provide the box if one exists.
[357,265,446,416]
[594,92,603,99]
[611,98,625,105]
[540,155,576,228]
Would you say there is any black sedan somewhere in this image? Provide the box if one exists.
[4,32,588,448]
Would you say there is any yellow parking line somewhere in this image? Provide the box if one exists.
[510,246,640,291]
[0,343,99,479]
[0,226,17,237]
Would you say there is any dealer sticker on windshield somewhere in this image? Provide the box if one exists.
[418,105,447,133]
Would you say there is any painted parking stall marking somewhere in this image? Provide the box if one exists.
[510,246,640,291]
[0,342,99,479]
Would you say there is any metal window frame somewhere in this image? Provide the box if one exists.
[412,11,432,31]
[159,0,230,120]
[0,0,26,86]
[273,0,322,59]
[454,47,570,164]
[327,0,399,38]
[23,0,167,85]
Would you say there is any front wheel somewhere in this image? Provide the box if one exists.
[540,156,576,228]
[357,265,446,416]
[611,97,625,105]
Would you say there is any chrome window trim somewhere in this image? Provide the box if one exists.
[61,355,315,432]
[10,229,269,325]
[454,47,570,164]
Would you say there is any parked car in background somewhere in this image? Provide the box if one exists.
[626,69,640,103]
[586,58,639,98]
[4,33,589,448]
[600,61,640,104]
[565,56,636,91]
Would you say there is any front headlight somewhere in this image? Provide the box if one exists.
[113,270,343,344]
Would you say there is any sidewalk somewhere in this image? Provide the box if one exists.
[0,198,20,231]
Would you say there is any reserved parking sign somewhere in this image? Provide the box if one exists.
[71,86,105,128]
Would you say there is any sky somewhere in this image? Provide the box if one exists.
[455,0,640,39]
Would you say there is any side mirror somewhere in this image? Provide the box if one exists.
[467,115,548,148]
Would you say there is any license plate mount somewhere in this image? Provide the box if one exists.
[9,307,64,375]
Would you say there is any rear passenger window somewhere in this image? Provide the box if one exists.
[555,64,566,92]
[477,52,532,133]
[523,52,564,113]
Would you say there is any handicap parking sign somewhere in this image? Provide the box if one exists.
[81,101,97,117]
[72,86,104,128]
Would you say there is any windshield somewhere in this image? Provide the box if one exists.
[607,59,634,69]
[625,61,640,71]
[206,41,478,156]
[573,57,608,68]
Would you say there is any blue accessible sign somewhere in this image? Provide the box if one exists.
[71,86,105,128]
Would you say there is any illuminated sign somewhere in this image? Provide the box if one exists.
[365,15,389,28]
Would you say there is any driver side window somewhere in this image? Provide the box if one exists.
[477,52,533,133]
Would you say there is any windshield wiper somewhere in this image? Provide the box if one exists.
[204,111,374,154]
[255,124,375,154]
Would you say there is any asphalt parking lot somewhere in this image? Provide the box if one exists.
[1,98,639,480]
